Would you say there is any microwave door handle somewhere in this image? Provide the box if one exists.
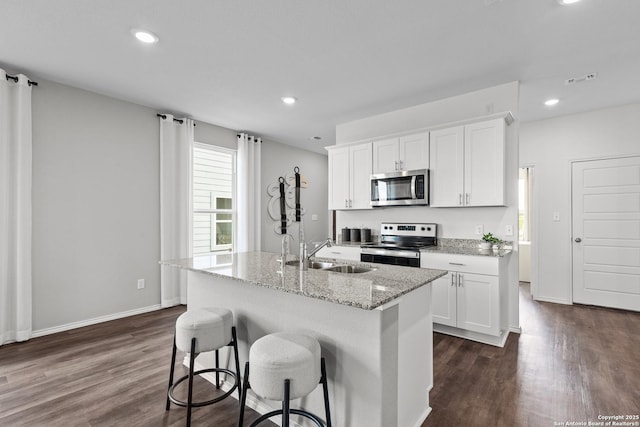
[411,175,417,199]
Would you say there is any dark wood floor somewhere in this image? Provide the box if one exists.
[1,284,638,426]
[0,305,272,427]
[424,283,640,427]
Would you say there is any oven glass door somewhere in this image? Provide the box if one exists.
[361,252,420,267]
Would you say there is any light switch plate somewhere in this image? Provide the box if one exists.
[475,224,484,235]
[553,212,560,222]
[137,279,145,289]
[505,225,513,236]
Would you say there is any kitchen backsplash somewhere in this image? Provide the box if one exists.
[334,205,514,242]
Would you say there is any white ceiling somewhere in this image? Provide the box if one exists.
[2,0,639,154]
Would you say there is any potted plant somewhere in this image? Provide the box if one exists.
[480,232,503,250]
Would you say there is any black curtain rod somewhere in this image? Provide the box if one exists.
[237,133,262,142]
[156,114,196,126]
[5,74,38,86]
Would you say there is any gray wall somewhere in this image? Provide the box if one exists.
[31,78,327,332]
[194,120,237,150]
[261,139,329,253]
[32,79,162,331]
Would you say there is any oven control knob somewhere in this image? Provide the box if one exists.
[421,227,426,231]
[389,226,393,230]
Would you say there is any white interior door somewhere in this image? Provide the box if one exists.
[572,156,640,312]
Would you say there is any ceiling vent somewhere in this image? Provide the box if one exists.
[565,72,598,85]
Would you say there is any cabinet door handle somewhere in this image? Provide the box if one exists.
[345,199,348,208]
[349,199,352,208]
[459,194,463,205]
[399,160,403,170]
[450,273,455,286]
[394,160,398,171]
[458,273,463,287]
[449,262,464,266]
[465,193,470,205]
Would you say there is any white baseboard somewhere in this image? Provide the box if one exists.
[534,296,572,305]
[31,304,163,338]
[412,406,432,427]
[509,326,522,334]
[434,324,509,347]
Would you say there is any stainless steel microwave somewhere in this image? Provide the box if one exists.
[370,169,429,207]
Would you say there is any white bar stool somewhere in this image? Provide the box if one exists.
[166,307,242,426]
[238,332,332,427]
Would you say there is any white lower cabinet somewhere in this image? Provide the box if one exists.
[314,245,361,262]
[432,271,499,336]
[423,252,508,347]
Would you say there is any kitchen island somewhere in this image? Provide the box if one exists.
[161,251,446,427]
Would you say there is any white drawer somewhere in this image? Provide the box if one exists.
[421,252,499,275]
[316,245,362,262]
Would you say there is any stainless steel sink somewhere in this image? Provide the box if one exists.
[324,265,376,274]
[284,259,374,273]
[285,260,336,269]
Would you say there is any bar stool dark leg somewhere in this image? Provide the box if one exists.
[215,349,220,389]
[232,327,242,401]
[283,379,290,427]
[321,358,332,427]
[166,334,177,410]
[238,362,250,427]
[187,337,197,427]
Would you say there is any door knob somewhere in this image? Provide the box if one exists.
[574,238,582,243]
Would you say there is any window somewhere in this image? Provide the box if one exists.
[192,143,236,255]
[518,167,531,242]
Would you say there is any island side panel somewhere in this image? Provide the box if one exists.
[397,284,433,427]
[186,270,401,427]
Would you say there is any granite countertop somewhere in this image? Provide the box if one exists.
[422,245,512,257]
[160,251,446,311]
[422,238,512,257]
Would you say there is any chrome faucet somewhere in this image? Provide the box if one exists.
[300,238,333,271]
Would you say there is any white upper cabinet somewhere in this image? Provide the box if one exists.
[429,126,464,207]
[328,146,350,210]
[429,118,505,207]
[372,138,398,173]
[399,132,430,172]
[328,142,373,210]
[372,132,429,174]
[464,120,505,206]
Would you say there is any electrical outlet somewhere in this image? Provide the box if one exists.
[137,279,145,289]
[475,224,484,235]
[505,225,513,236]
[311,214,318,221]
[553,212,560,222]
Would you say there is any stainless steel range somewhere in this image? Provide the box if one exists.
[361,222,437,267]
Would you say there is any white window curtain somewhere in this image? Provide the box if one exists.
[159,115,193,307]
[0,70,33,345]
[236,133,261,252]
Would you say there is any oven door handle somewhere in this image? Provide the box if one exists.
[361,248,420,258]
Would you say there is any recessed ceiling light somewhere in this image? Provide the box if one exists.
[544,98,560,106]
[281,97,297,105]
[132,29,159,44]
[557,0,581,5]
